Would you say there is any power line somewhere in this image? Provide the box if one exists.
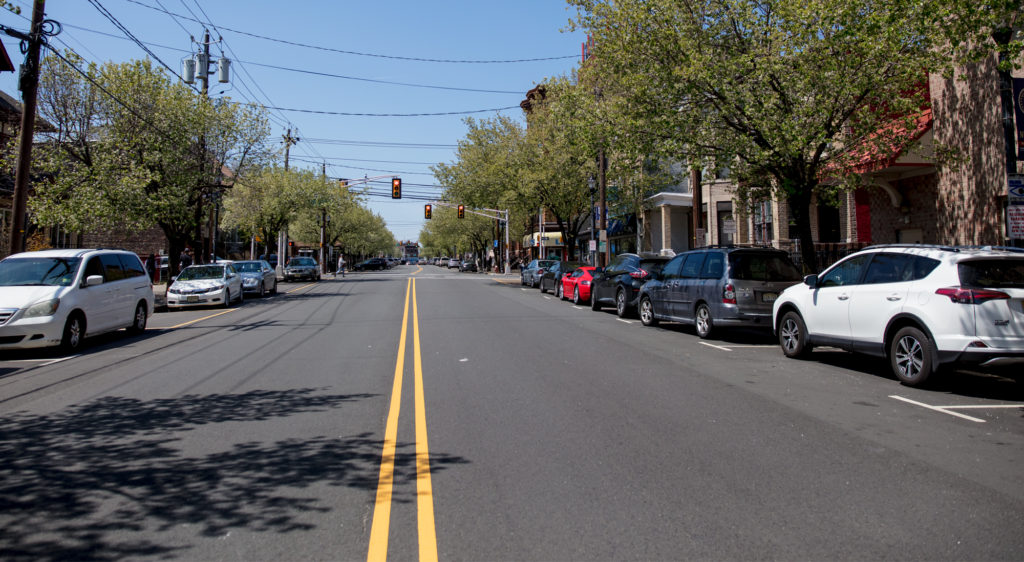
[303,137,456,148]
[86,0,194,88]
[124,0,578,64]
[266,105,520,117]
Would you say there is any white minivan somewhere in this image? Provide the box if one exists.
[0,249,155,352]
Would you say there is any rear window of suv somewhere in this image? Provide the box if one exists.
[959,259,1024,288]
[729,252,802,282]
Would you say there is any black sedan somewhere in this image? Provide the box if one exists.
[539,261,582,298]
[355,258,389,271]
[590,253,670,317]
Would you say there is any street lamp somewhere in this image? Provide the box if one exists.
[588,175,597,266]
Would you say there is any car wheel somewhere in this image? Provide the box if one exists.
[591,289,602,310]
[237,287,244,305]
[258,282,266,298]
[557,283,564,300]
[271,281,278,294]
[615,289,629,318]
[128,302,147,335]
[695,303,714,339]
[639,297,659,327]
[540,279,548,294]
[573,286,582,305]
[61,313,84,353]
[223,289,232,308]
[520,275,526,286]
[779,311,812,358]
[891,326,936,387]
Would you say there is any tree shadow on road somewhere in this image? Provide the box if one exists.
[0,388,469,560]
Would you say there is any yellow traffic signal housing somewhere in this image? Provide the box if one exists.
[457,204,465,219]
[391,178,402,199]
[424,204,432,219]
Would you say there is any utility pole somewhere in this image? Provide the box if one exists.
[8,0,47,256]
[691,167,703,248]
[599,149,608,266]
[277,128,299,275]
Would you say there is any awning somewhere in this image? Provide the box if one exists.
[523,231,564,247]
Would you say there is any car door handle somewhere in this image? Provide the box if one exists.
[886,294,902,301]
[837,294,849,301]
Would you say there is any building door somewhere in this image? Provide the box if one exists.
[716,202,735,246]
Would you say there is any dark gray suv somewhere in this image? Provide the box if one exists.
[637,247,802,338]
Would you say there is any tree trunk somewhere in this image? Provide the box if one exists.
[787,190,818,273]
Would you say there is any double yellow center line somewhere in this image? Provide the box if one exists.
[368,277,437,562]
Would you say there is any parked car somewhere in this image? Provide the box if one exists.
[355,258,388,271]
[447,258,461,269]
[0,249,154,352]
[234,260,278,297]
[460,260,478,272]
[539,261,582,297]
[638,247,803,338]
[283,257,320,282]
[591,254,670,317]
[520,259,557,288]
[167,263,244,310]
[773,244,1024,386]
[561,266,598,305]
[259,254,278,269]
[437,257,449,267]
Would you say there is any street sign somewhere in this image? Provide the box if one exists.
[1009,174,1024,239]
[589,240,597,252]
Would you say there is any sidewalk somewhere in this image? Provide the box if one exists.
[487,271,521,285]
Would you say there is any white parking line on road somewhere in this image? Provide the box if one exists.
[543,296,552,300]
[616,318,636,325]
[937,404,1023,410]
[698,341,732,351]
[5,355,79,366]
[889,395,987,423]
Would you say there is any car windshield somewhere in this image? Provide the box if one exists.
[959,259,1024,289]
[729,253,802,282]
[177,265,224,280]
[288,259,314,267]
[538,260,556,269]
[234,262,263,273]
[639,259,667,274]
[0,257,81,287]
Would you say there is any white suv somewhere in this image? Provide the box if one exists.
[773,245,1024,386]
[0,249,155,352]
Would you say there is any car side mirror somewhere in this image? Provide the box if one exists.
[803,274,818,288]
[84,275,103,287]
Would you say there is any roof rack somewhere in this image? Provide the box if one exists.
[957,245,1024,254]
[863,243,961,252]
[696,244,779,250]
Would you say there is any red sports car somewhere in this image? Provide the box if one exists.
[561,266,597,305]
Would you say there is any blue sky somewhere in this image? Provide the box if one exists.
[0,0,585,242]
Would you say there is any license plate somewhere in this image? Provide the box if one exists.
[761,292,778,303]
[187,295,199,303]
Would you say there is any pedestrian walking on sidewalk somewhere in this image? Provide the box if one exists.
[337,255,346,277]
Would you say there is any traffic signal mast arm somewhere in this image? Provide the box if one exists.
[429,201,506,222]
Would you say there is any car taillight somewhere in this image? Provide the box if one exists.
[723,283,737,304]
[935,287,1010,304]
[537,269,545,275]
[629,268,649,279]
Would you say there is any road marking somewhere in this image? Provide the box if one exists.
[698,341,732,351]
[616,318,636,324]
[368,279,411,562]
[411,266,423,275]
[411,278,438,562]
[889,395,986,423]
[166,308,236,329]
[285,282,317,293]
[543,295,552,300]
[521,288,529,291]
[936,404,1023,409]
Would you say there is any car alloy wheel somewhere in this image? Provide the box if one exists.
[639,297,658,327]
[695,303,714,339]
[258,282,266,298]
[573,286,581,305]
[615,289,628,318]
[128,302,147,335]
[61,314,84,353]
[557,282,563,299]
[778,311,811,358]
[891,326,935,387]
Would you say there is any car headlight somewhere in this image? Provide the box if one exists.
[207,284,226,293]
[24,298,60,318]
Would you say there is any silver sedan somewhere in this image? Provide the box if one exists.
[234,260,278,297]
[166,263,244,309]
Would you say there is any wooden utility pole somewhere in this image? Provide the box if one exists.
[691,167,703,248]
[8,0,46,256]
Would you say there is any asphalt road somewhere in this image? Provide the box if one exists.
[1,265,1022,561]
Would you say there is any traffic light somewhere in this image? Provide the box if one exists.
[457,204,465,219]
[424,204,432,219]
[391,177,402,199]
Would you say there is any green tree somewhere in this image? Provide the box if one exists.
[26,53,269,274]
[570,0,1022,271]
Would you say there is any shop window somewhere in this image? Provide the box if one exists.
[754,201,773,245]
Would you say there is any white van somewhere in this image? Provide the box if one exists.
[0,249,155,352]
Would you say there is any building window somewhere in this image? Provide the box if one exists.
[753,200,773,245]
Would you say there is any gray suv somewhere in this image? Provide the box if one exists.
[637,247,802,338]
